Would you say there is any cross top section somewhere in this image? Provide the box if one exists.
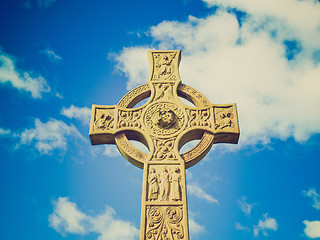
[90,50,239,168]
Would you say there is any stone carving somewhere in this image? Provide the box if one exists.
[152,52,177,81]
[118,84,150,108]
[187,109,211,128]
[153,138,176,161]
[147,166,182,202]
[171,167,182,201]
[118,110,142,128]
[144,102,185,136]
[89,50,239,240]
[214,107,235,130]
[148,168,159,201]
[154,83,174,101]
[159,167,171,201]
[146,206,184,240]
[94,108,114,131]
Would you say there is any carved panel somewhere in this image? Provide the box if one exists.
[93,108,115,131]
[147,165,182,202]
[146,206,184,240]
[144,102,185,136]
[214,107,236,130]
[186,109,211,128]
[153,138,177,161]
[153,83,174,102]
[152,52,177,81]
[118,109,142,129]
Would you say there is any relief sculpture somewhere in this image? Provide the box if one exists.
[153,138,176,161]
[147,166,182,202]
[152,52,177,81]
[146,206,184,240]
[94,108,114,131]
[187,109,211,128]
[214,107,235,130]
[118,110,142,128]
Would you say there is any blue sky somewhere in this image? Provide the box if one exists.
[1,0,320,239]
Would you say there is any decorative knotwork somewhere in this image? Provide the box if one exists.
[152,52,177,81]
[118,84,150,108]
[144,102,185,136]
[94,108,114,131]
[214,107,235,130]
[186,109,211,128]
[153,138,176,161]
[118,109,142,128]
[146,206,184,240]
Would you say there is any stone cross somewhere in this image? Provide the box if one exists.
[89,50,239,240]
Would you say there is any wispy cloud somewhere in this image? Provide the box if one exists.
[235,222,250,232]
[187,182,218,204]
[253,213,278,237]
[61,105,91,125]
[238,197,253,217]
[103,145,121,157]
[303,188,320,210]
[49,197,139,240]
[303,220,320,239]
[115,0,320,147]
[41,48,62,63]
[19,118,85,154]
[0,50,51,98]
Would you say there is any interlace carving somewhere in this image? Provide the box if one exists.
[94,108,114,131]
[118,110,142,128]
[146,206,184,240]
[214,107,235,130]
[187,109,211,128]
[153,138,176,161]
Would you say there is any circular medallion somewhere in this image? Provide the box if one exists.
[144,102,185,136]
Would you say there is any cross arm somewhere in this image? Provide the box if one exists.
[179,103,239,148]
[89,104,145,146]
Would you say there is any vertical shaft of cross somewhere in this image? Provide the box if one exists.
[141,158,189,240]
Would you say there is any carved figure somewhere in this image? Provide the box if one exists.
[94,112,113,130]
[148,168,159,201]
[171,167,182,201]
[159,167,171,201]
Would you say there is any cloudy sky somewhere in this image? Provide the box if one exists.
[1,0,320,239]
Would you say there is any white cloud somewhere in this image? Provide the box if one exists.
[253,213,278,237]
[0,128,11,136]
[103,145,121,157]
[238,197,253,216]
[61,105,91,125]
[189,217,205,236]
[303,188,320,210]
[41,48,62,63]
[187,182,218,204]
[303,220,320,238]
[20,118,85,154]
[49,197,139,240]
[235,222,250,232]
[0,51,51,98]
[115,1,320,147]
[49,197,87,235]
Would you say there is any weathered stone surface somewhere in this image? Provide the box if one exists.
[89,50,239,240]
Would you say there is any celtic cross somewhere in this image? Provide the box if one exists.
[89,50,239,240]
